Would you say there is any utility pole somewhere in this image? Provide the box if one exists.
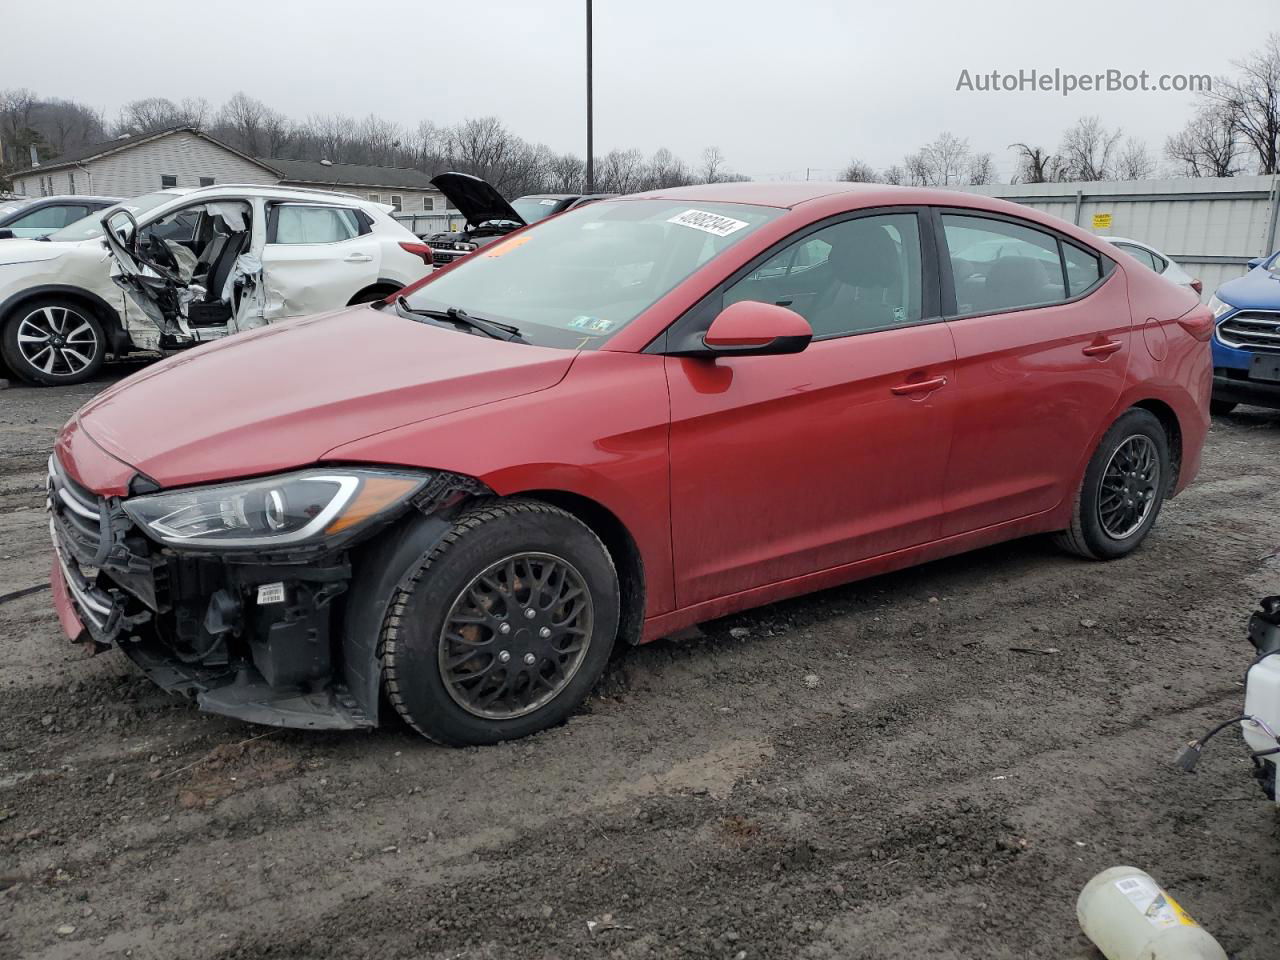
[585,0,594,193]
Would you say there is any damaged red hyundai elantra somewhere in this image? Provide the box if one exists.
[48,182,1212,744]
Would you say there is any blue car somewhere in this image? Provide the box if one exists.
[1210,251,1280,414]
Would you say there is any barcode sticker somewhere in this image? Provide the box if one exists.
[257,582,286,605]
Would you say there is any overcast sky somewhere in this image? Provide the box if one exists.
[5,0,1260,180]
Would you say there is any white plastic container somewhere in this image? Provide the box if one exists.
[1243,654,1280,804]
[1077,866,1227,960]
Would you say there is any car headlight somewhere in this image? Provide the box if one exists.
[122,468,428,550]
[1208,295,1234,320]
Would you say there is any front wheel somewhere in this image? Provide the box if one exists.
[1054,408,1170,560]
[1,298,106,386]
[379,499,619,745]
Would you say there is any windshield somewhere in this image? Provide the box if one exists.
[405,198,781,349]
[47,191,178,242]
[511,197,566,225]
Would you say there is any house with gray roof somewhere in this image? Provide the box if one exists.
[9,127,445,214]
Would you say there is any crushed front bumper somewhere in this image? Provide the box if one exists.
[47,455,374,730]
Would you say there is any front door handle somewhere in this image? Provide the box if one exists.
[1082,339,1123,357]
[890,376,948,396]
[344,252,374,263]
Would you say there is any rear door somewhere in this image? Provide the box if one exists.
[259,203,381,319]
[935,209,1131,535]
[664,208,957,606]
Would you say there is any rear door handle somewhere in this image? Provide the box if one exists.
[1082,339,1123,357]
[344,252,374,263]
[890,376,948,396]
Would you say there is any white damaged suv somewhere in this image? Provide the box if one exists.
[0,184,433,385]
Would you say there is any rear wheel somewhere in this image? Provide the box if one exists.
[1210,399,1238,416]
[1054,408,1170,560]
[1,297,106,386]
[379,499,619,745]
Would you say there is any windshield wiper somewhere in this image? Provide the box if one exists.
[396,297,527,343]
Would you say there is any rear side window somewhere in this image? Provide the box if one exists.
[943,214,1065,314]
[269,205,362,244]
[1063,242,1101,296]
[9,204,86,230]
[725,213,923,338]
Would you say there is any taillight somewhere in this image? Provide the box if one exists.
[1191,278,1203,295]
[399,241,434,266]
[1176,305,1215,342]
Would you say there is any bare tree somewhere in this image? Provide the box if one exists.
[1058,115,1122,181]
[967,151,996,185]
[881,164,907,186]
[1210,33,1280,174]
[1165,103,1242,177]
[1114,137,1157,180]
[839,158,878,182]
[1009,143,1061,183]
[215,92,268,154]
[544,151,585,192]
[116,96,208,135]
[699,146,726,184]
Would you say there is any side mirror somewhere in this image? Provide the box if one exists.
[1248,257,1265,270]
[0,229,13,240]
[677,300,812,358]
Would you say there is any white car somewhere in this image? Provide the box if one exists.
[0,184,433,385]
[1102,236,1201,295]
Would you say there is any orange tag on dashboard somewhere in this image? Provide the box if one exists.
[483,235,531,257]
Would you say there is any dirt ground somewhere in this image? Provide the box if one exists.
[1,363,1278,960]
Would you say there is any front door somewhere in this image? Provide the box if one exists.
[665,209,957,607]
[935,209,1132,535]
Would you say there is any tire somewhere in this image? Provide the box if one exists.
[379,498,619,746]
[347,286,399,306]
[1,297,106,386]
[1053,408,1170,560]
[1210,399,1238,416]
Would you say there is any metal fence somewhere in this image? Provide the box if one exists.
[959,174,1280,300]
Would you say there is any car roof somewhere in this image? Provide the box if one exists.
[180,183,373,204]
[12,194,123,204]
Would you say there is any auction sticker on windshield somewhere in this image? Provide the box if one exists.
[667,209,750,237]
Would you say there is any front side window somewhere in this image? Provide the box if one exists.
[405,198,782,350]
[9,204,87,233]
[269,205,360,244]
[944,214,1068,314]
[725,213,923,338]
[47,191,178,243]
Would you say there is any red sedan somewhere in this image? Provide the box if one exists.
[48,182,1212,744]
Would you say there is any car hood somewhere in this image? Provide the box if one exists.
[430,172,525,228]
[0,237,75,265]
[1216,266,1280,312]
[72,305,577,488]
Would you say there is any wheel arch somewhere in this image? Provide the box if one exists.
[513,488,647,648]
[1130,398,1183,493]
[347,279,404,306]
[0,284,128,353]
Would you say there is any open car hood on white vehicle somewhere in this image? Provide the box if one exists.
[0,238,74,266]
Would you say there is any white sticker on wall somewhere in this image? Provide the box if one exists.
[666,209,750,238]
[257,582,286,605]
